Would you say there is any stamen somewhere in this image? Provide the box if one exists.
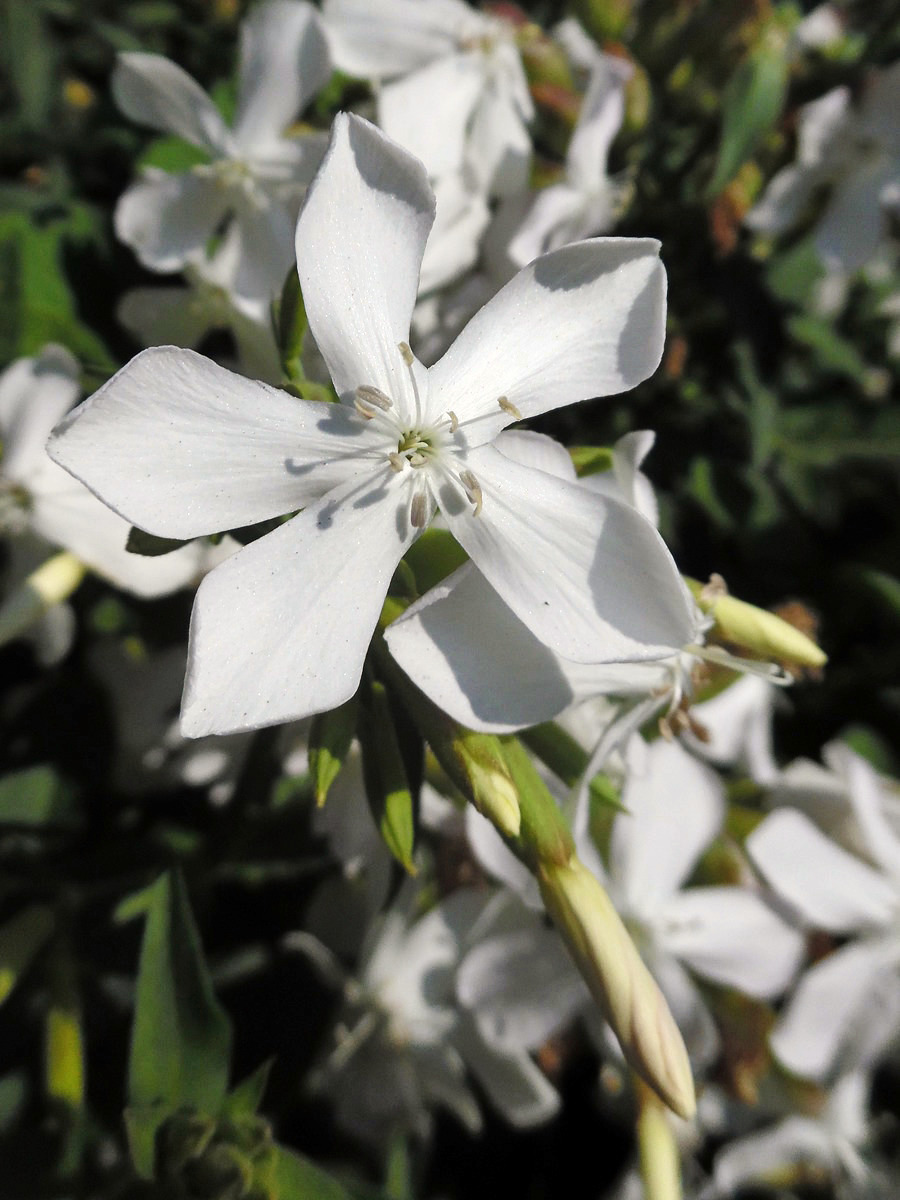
[388,452,406,472]
[410,491,428,528]
[408,452,428,467]
[459,470,483,518]
[355,384,393,411]
[447,410,459,433]
[398,341,414,366]
[497,395,522,420]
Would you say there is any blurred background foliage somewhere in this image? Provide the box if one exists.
[0,0,899,1196]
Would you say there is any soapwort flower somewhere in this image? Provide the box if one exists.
[49,114,694,737]
[114,0,330,306]
[323,0,534,194]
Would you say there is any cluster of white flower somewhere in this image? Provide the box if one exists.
[1,2,898,1197]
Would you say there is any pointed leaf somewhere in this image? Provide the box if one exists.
[0,906,54,1006]
[309,696,359,807]
[128,871,232,1114]
[708,34,790,195]
[359,682,417,874]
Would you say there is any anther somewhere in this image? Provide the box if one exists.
[410,491,428,528]
[447,410,459,433]
[388,452,406,472]
[497,395,522,420]
[398,341,414,367]
[355,384,393,411]
[459,470,483,518]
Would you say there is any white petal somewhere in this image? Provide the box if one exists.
[830,743,900,881]
[507,185,591,267]
[387,563,590,732]
[217,195,296,309]
[114,170,229,273]
[712,1117,836,1192]
[798,86,851,165]
[48,347,376,540]
[771,936,900,1080]
[418,170,491,295]
[457,926,587,1051]
[688,675,778,785]
[117,286,214,350]
[378,54,484,180]
[612,739,724,913]
[0,347,79,482]
[427,238,666,439]
[494,429,576,480]
[660,887,804,997]
[321,0,476,79]
[745,164,822,235]
[232,0,331,152]
[466,55,533,197]
[29,471,207,598]
[438,444,696,665]
[294,113,435,404]
[454,1016,560,1128]
[746,809,897,933]
[112,53,232,154]
[181,467,416,735]
[567,54,631,192]
[815,157,892,273]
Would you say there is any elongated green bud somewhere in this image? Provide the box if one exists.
[0,551,85,650]
[688,577,826,668]
[539,858,695,1119]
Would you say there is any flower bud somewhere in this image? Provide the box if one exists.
[0,551,85,650]
[691,579,827,669]
[463,742,522,838]
[539,857,695,1119]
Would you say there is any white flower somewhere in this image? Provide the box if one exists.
[49,114,693,737]
[747,746,900,1082]
[0,346,207,598]
[323,0,534,195]
[746,62,900,273]
[114,0,330,305]
[705,1071,872,1197]
[507,50,632,268]
[302,885,559,1141]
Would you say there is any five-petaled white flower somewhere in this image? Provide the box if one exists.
[49,114,694,737]
[114,0,331,307]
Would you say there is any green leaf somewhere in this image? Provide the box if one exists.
[222,1060,273,1120]
[786,313,871,382]
[128,871,232,1116]
[137,134,210,173]
[0,210,113,367]
[0,765,78,827]
[126,527,191,557]
[359,683,417,874]
[275,1147,382,1200]
[708,32,790,195]
[0,906,55,1006]
[309,696,359,807]
[276,267,337,402]
[2,0,54,127]
[568,445,615,477]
